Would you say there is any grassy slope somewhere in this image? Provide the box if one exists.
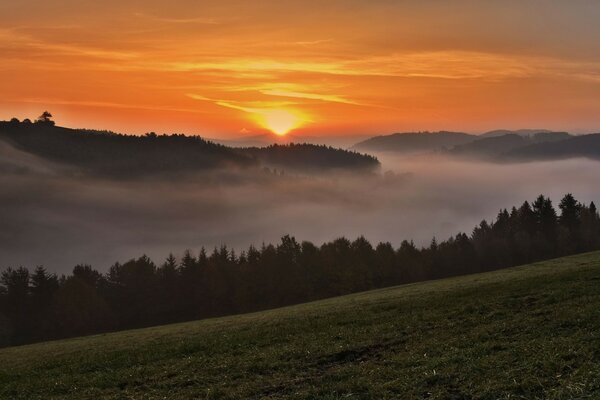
[2,252,600,399]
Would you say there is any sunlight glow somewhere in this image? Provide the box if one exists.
[255,109,304,136]
[4,2,600,134]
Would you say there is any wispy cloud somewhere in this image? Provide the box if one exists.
[187,94,295,112]
[0,28,137,60]
[134,12,218,25]
[215,82,361,106]
[12,97,208,114]
[143,50,600,85]
[259,89,359,105]
[293,39,334,47]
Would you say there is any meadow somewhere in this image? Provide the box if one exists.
[2,252,600,399]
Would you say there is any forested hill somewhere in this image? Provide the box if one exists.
[351,131,476,153]
[504,133,600,161]
[0,119,379,177]
[242,143,379,172]
[350,130,600,162]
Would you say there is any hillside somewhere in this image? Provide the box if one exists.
[242,143,379,172]
[480,129,554,138]
[449,133,527,158]
[211,133,371,149]
[0,120,378,177]
[350,130,585,160]
[2,252,600,399]
[351,131,476,153]
[505,133,600,161]
[448,132,582,161]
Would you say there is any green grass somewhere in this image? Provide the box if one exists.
[3,252,600,399]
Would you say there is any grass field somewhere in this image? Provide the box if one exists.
[2,252,600,399]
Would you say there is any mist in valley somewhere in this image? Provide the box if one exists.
[2,140,599,274]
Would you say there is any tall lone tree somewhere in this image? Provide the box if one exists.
[35,111,55,126]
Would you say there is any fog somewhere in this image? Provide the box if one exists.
[2,140,599,274]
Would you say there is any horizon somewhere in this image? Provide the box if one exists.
[3,116,599,141]
[3,1,600,137]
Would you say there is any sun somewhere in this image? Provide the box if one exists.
[257,109,303,136]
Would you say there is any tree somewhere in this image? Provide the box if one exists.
[580,202,600,250]
[1,267,30,301]
[72,264,103,289]
[557,194,583,253]
[0,267,31,343]
[532,195,558,256]
[156,254,181,322]
[30,266,58,306]
[558,194,581,232]
[106,256,158,327]
[29,266,59,339]
[52,277,112,337]
[517,201,537,235]
[35,111,55,126]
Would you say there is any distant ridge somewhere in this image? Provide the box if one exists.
[505,133,600,161]
[480,129,554,138]
[449,133,527,158]
[351,131,476,153]
[448,131,573,159]
[350,128,598,162]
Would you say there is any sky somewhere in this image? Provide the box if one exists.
[2,0,600,138]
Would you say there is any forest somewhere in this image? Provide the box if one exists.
[1,193,598,348]
[0,117,379,176]
[352,129,600,162]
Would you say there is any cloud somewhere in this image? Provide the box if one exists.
[133,12,218,25]
[187,94,296,112]
[259,89,361,106]
[0,28,137,61]
[293,39,334,47]
[9,97,209,115]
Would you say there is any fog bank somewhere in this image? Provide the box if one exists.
[2,141,599,274]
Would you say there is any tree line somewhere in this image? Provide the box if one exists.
[1,194,599,347]
[0,116,378,177]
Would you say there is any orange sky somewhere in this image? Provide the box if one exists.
[2,1,600,137]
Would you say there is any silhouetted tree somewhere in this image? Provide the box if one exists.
[72,264,103,289]
[35,111,55,126]
[53,276,112,337]
[0,267,30,343]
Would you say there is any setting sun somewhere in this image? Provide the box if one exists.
[255,109,304,136]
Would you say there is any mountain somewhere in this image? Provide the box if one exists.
[0,120,379,177]
[3,251,599,398]
[449,132,575,160]
[480,129,554,138]
[351,131,477,153]
[351,130,575,156]
[449,134,529,158]
[530,131,572,143]
[505,133,600,161]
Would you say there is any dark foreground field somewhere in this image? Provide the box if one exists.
[2,252,600,399]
